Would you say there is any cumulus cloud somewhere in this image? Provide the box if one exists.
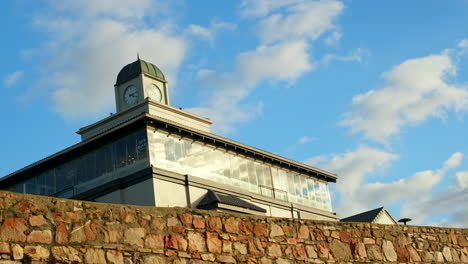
[254,0,344,44]
[341,52,468,143]
[4,71,24,87]
[189,0,344,134]
[27,0,188,119]
[185,21,236,46]
[321,149,466,226]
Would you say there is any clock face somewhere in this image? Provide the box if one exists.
[147,83,162,102]
[123,85,139,105]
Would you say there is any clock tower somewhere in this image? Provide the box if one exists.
[114,57,169,113]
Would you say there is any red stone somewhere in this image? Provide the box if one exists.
[224,218,239,234]
[55,223,68,244]
[206,232,222,253]
[339,231,352,243]
[187,232,206,252]
[295,244,306,258]
[313,230,326,241]
[253,223,268,237]
[239,221,253,235]
[172,226,185,234]
[138,219,147,227]
[180,213,193,227]
[396,247,409,262]
[193,217,205,229]
[0,218,28,242]
[119,208,135,223]
[165,234,188,251]
[84,222,98,241]
[207,217,222,232]
[151,218,166,230]
[287,238,298,245]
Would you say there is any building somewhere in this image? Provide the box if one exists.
[0,58,338,221]
[340,207,397,225]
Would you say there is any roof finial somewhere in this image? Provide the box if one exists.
[137,52,140,60]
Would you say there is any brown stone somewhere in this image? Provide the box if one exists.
[55,223,68,244]
[119,208,135,223]
[11,244,23,260]
[145,234,164,249]
[267,243,282,257]
[253,223,268,237]
[207,217,222,232]
[435,251,444,262]
[0,242,10,254]
[102,226,121,243]
[179,213,193,227]
[172,226,185,233]
[222,240,233,253]
[317,242,330,258]
[330,239,352,259]
[187,232,206,252]
[84,222,98,241]
[422,251,434,262]
[270,223,284,237]
[84,249,106,264]
[165,234,188,251]
[144,255,168,264]
[106,250,123,264]
[298,225,309,239]
[248,238,265,256]
[216,255,236,263]
[201,253,215,261]
[206,232,222,253]
[442,246,453,262]
[167,216,181,227]
[259,257,272,264]
[51,246,82,263]
[305,245,317,258]
[406,245,421,262]
[224,218,239,233]
[367,244,383,261]
[124,227,145,247]
[24,245,50,261]
[70,223,87,243]
[233,242,247,255]
[30,215,48,227]
[363,237,375,244]
[0,218,27,242]
[193,217,205,229]
[281,224,296,237]
[27,230,53,244]
[276,258,290,264]
[151,218,166,230]
[451,248,460,263]
[382,240,397,262]
[351,239,367,259]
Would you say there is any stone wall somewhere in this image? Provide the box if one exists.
[0,191,466,263]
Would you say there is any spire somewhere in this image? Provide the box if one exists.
[137,52,140,60]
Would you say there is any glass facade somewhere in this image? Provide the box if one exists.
[3,130,148,198]
[148,131,332,211]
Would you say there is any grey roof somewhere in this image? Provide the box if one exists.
[197,190,267,213]
[116,58,165,85]
[340,207,394,223]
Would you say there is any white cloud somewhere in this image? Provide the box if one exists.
[28,1,188,119]
[298,136,313,144]
[341,52,468,143]
[4,71,24,87]
[255,0,344,44]
[186,21,236,46]
[321,48,367,66]
[189,1,344,133]
[324,30,342,46]
[455,171,468,188]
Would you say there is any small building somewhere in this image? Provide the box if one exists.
[340,207,397,225]
[0,58,338,221]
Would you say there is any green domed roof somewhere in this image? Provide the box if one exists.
[116,58,165,85]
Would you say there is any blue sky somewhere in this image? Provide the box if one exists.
[1,0,467,227]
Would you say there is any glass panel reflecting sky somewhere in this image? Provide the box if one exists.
[149,131,332,212]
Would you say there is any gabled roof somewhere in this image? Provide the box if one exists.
[197,190,267,213]
[340,207,397,224]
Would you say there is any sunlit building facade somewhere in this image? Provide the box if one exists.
[0,59,338,221]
